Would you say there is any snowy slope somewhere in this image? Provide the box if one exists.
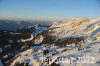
[44,17,100,42]
[47,17,89,38]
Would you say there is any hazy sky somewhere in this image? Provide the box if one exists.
[0,0,100,20]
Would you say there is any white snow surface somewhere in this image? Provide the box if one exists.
[49,17,100,39]
[21,34,34,42]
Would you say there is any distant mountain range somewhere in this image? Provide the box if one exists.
[0,20,52,31]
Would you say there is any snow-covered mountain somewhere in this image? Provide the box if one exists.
[42,17,100,42]
[0,17,100,66]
